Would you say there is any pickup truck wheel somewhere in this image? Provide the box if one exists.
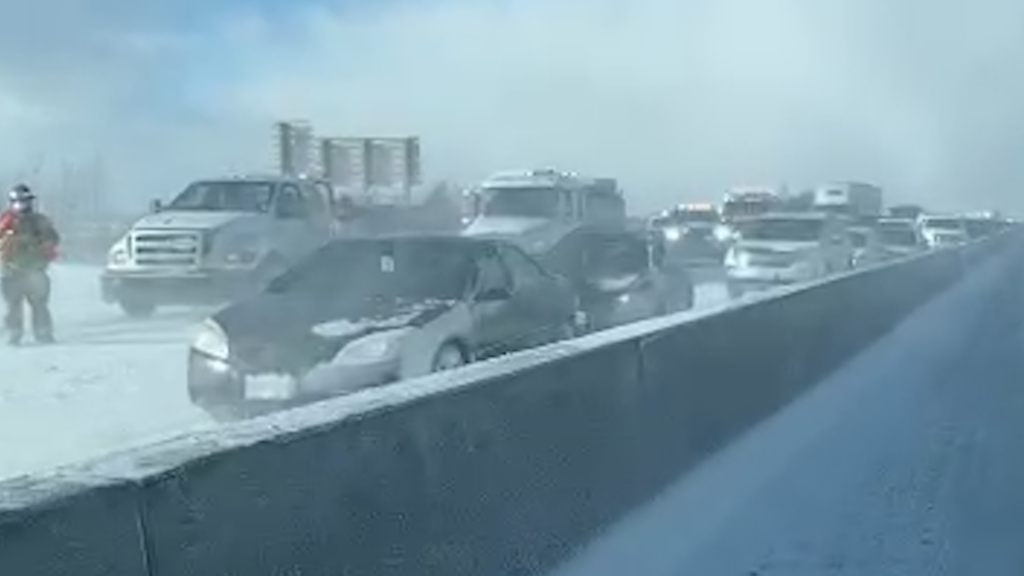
[119,297,157,318]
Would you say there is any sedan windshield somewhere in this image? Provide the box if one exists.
[269,239,476,303]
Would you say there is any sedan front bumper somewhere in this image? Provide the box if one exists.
[187,350,398,420]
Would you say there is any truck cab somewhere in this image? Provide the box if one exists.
[461,168,625,255]
[101,174,336,317]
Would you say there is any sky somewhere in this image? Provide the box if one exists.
[1,0,1023,215]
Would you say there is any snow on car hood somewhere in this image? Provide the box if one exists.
[311,300,455,338]
[590,273,641,293]
[132,210,259,231]
[221,298,458,375]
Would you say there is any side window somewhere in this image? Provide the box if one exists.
[502,246,546,288]
[476,253,511,293]
[302,182,333,224]
[276,184,307,219]
[560,191,574,219]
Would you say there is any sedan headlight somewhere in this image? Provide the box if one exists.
[193,319,229,360]
[338,328,409,363]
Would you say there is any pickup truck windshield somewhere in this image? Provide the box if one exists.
[481,187,560,218]
[735,219,824,242]
[167,181,274,212]
[269,239,475,303]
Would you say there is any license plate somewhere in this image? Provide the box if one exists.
[244,374,298,400]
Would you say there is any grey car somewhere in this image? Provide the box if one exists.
[576,229,695,331]
[187,234,582,420]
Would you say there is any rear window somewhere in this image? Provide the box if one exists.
[849,230,868,247]
[735,218,824,242]
[921,217,961,230]
[879,228,918,246]
[582,234,648,277]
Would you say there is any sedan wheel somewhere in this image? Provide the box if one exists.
[431,343,466,372]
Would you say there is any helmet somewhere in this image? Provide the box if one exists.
[9,183,35,212]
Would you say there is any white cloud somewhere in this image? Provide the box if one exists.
[2,0,1024,213]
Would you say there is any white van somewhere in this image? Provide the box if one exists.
[724,212,853,298]
[917,215,968,248]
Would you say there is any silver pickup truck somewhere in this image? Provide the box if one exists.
[101,174,336,317]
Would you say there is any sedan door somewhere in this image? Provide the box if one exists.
[467,251,521,358]
[499,245,572,347]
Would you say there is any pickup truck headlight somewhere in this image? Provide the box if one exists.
[107,238,130,267]
[193,319,229,360]
[663,227,681,242]
[222,249,260,266]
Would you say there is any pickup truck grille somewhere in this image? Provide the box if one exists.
[130,230,203,267]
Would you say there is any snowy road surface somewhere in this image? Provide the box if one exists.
[556,246,1024,575]
[0,264,730,480]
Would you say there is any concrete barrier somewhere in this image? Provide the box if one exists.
[0,233,1016,576]
[0,472,147,576]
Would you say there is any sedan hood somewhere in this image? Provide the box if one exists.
[213,294,455,374]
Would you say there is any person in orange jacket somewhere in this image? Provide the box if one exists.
[1,184,60,345]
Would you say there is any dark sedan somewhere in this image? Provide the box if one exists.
[188,234,582,420]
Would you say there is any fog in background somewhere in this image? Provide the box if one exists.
[0,0,1022,215]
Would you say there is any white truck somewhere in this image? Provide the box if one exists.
[812,181,884,219]
[101,174,337,317]
[461,168,626,254]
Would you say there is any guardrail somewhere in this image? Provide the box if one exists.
[0,233,1016,576]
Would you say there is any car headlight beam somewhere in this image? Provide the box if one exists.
[193,319,230,360]
[339,328,409,362]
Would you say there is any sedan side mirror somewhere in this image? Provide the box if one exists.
[475,286,512,301]
[150,198,163,213]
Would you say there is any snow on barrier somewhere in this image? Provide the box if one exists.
[0,233,1017,576]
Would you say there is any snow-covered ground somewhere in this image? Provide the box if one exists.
[555,249,1024,575]
[0,265,217,480]
[0,264,730,481]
